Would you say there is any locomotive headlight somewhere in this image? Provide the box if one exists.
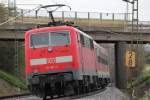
[48,47,53,52]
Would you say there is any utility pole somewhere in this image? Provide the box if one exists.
[8,0,16,16]
[123,0,140,79]
[131,0,140,78]
[14,0,16,16]
[123,0,138,32]
[132,0,138,33]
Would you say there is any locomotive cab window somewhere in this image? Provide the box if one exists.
[30,31,70,48]
[30,32,49,48]
[50,31,70,46]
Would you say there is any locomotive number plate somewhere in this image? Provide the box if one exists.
[47,58,56,64]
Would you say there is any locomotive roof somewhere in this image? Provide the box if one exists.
[26,25,74,33]
[75,28,93,40]
[26,26,91,39]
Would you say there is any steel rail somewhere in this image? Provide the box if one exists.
[0,93,31,99]
[0,88,106,100]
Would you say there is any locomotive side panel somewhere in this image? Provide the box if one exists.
[75,30,97,83]
[94,43,110,85]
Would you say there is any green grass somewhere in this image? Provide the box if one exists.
[0,70,27,90]
[12,17,128,28]
[128,73,150,88]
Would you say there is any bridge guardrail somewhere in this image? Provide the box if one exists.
[8,9,130,28]
[1,6,150,32]
[16,9,131,21]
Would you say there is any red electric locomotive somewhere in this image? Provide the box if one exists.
[25,25,110,99]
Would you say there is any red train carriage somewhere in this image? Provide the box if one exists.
[25,26,110,99]
[94,43,110,86]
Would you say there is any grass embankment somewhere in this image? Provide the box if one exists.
[13,17,127,28]
[0,70,27,90]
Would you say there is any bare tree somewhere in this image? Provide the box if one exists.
[0,3,8,23]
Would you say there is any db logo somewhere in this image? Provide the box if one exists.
[47,58,56,63]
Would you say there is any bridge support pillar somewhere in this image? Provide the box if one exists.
[115,42,127,89]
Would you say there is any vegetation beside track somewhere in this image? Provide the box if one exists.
[128,73,150,100]
[139,90,150,100]
[0,70,27,90]
[126,51,150,100]
[128,73,150,88]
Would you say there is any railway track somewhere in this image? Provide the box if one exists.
[70,88,106,99]
[0,88,106,100]
[0,93,31,100]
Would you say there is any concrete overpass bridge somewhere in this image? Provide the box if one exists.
[0,28,150,44]
[0,9,150,43]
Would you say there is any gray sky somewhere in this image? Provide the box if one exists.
[1,0,150,21]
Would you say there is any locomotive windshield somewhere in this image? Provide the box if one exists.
[50,31,70,46]
[31,33,49,48]
[30,31,70,48]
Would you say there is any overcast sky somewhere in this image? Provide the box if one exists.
[1,0,150,21]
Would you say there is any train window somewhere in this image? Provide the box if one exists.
[89,39,94,49]
[86,37,90,48]
[100,57,108,65]
[97,56,101,62]
[96,48,100,62]
[77,32,80,42]
[105,60,108,65]
[50,31,70,46]
[30,32,49,48]
[80,34,85,46]
[80,33,93,49]
[102,58,105,64]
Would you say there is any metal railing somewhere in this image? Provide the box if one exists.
[15,9,131,20]
[3,7,150,32]
[10,9,130,27]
